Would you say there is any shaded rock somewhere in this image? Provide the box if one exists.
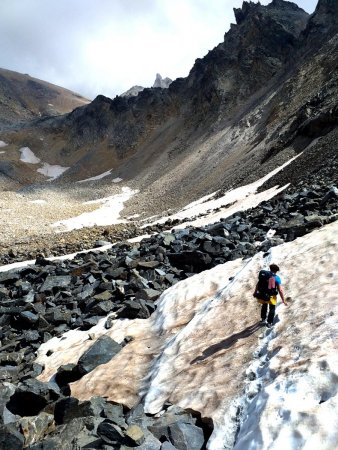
[0,271,20,285]
[97,420,125,445]
[168,422,204,450]
[54,364,82,389]
[44,308,72,326]
[125,424,145,446]
[102,402,127,430]
[27,417,104,450]
[89,300,113,315]
[77,335,122,375]
[149,422,204,450]
[40,276,72,293]
[6,379,60,417]
[93,291,113,301]
[19,311,39,326]
[136,288,161,301]
[161,443,178,450]
[0,423,24,450]
[54,396,105,425]
[118,300,143,319]
[168,251,212,272]
[19,413,55,447]
[137,260,160,269]
[0,383,16,425]
[320,186,338,204]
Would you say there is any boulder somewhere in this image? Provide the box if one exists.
[168,251,212,272]
[19,413,55,447]
[77,335,122,375]
[54,396,105,425]
[125,424,146,446]
[0,423,24,450]
[40,276,72,293]
[97,420,125,445]
[19,311,39,326]
[136,289,161,302]
[149,422,204,450]
[102,402,127,430]
[6,379,60,417]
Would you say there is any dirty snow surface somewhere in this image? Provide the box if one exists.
[77,169,114,183]
[36,220,338,450]
[51,186,138,232]
[37,163,69,180]
[0,140,8,147]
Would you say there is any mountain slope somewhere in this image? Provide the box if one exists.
[0,68,90,129]
[0,0,337,219]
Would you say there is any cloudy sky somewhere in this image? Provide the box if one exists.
[1,0,317,100]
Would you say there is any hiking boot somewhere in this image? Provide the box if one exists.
[260,319,266,325]
[266,322,273,328]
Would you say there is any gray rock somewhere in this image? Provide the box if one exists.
[136,288,161,301]
[19,311,39,325]
[77,335,122,375]
[125,424,145,446]
[40,276,72,293]
[19,413,55,447]
[0,423,24,450]
[102,402,127,430]
[161,442,178,450]
[97,420,125,445]
[54,396,105,425]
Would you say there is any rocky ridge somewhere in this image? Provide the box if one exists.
[121,74,172,98]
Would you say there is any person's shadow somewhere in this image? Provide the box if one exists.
[190,321,262,365]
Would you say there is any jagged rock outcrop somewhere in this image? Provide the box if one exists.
[121,73,172,97]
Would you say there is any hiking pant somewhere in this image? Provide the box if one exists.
[261,302,276,325]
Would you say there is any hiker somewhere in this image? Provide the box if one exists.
[253,263,288,328]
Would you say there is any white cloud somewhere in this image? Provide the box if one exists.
[0,0,317,100]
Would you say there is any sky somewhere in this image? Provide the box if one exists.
[0,0,317,100]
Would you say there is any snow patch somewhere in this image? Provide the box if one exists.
[19,147,69,179]
[29,200,47,205]
[113,177,123,183]
[77,169,114,183]
[51,186,138,232]
[37,163,69,180]
[0,151,5,154]
[143,154,301,230]
[19,147,41,164]
[0,140,8,148]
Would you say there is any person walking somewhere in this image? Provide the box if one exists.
[253,263,288,328]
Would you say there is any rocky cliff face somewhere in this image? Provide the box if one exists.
[0,0,337,218]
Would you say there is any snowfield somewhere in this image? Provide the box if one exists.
[35,220,338,450]
[51,186,138,232]
[19,147,69,179]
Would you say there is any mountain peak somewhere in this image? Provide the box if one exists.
[303,0,338,43]
[153,73,172,89]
